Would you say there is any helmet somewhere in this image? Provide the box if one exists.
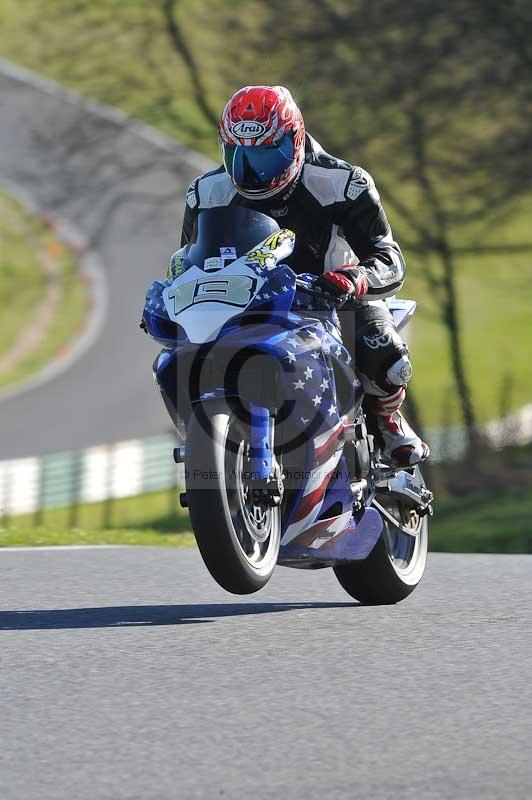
[218,85,305,200]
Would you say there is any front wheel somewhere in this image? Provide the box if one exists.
[334,467,429,604]
[185,403,281,594]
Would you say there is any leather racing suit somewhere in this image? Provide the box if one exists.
[176,134,427,466]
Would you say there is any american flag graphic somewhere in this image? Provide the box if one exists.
[276,322,354,550]
[281,419,347,546]
[237,262,356,551]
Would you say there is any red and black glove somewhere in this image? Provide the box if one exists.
[316,265,369,300]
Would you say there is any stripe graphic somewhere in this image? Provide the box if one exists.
[281,449,343,545]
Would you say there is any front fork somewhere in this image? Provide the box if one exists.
[248,405,273,480]
[248,404,283,507]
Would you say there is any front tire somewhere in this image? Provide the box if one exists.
[334,467,429,604]
[185,403,281,594]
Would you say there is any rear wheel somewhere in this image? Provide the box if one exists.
[334,467,429,604]
[186,403,281,594]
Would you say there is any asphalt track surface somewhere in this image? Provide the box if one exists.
[0,63,213,459]
[1,548,531,799]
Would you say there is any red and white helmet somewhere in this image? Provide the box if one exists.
[218,85,305,200]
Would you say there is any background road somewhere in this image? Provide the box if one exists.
[0,64,212,459]
[1,548,530,799]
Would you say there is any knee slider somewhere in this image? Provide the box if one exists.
[386,354,413,387]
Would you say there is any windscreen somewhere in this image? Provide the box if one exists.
[185,206,280,270]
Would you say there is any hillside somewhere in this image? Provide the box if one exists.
[1,0,531,429]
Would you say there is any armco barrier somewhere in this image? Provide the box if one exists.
[0,433,181,525]
[2,403,531,525]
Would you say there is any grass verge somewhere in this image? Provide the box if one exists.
[0,490,195,548]
[430,489,532,554]
[2,487,530,553]
[0,527,195,548]
[0,191,88,391]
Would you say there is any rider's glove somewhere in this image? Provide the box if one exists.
[316,265,369,300]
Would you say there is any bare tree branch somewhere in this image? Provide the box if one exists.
[161,0,218,129]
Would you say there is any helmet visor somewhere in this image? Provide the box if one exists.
[222,132,295,190]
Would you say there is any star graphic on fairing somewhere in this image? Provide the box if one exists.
[310,351,320,360]
[328,404,337,416]
[293,379,305,390]
[301,417,310,425]
[304,366,314,380]
[320,378,330,390]
[286,336,299,347]
[282,285,290,292]
[335,345,343,357]
[308,330,321,341]
[312,394,322,407]
[285,351,296,363]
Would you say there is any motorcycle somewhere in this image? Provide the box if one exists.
[142,206,433,603]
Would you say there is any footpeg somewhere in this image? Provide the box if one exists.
[173,446,186,463]
[417,503,433,518]
[179,492,188,508]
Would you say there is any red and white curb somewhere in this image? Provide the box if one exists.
[0,178,108,404]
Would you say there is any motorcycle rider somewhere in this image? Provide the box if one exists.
[175,85,429,467]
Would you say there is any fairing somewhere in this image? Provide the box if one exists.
[142,208,386,565]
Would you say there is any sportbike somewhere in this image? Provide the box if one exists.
[142,206,432,603]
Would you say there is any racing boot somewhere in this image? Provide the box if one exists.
[367,388,430,468]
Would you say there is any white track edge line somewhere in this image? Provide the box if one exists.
[0,545,130,552]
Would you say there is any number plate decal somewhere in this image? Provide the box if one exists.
[162,263,265,344]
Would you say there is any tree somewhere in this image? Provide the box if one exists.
[254,0,532,442]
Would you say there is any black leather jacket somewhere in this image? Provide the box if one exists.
[180,134,405,299]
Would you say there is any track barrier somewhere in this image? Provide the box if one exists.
[0,434,181,528]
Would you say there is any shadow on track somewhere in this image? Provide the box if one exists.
[0,601,358,630]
